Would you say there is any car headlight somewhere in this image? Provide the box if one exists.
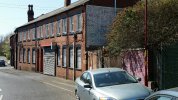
[99,97,117,100]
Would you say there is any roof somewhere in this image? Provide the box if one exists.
[88,68,124,75]
[16,0,90,30]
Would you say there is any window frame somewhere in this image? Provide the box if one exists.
[76,46,82,69]
[69,46,74,68]
[27,49,30,64]
[62,46,67,67]
[32,49,36,64]
[62,18,67,35]
[57,46,61,66]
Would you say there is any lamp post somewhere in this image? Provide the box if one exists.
[144,0,148,86]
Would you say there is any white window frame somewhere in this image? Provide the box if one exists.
[57,47,60,66]
[62,46,66,67]
[57,20,61,35]
[50,23,54,36]
[32,28,35,40]
[77,14,83,32]
[23,48,26,63]
[28,29,30,40]
[32,49,36,64]
[69,46,74,68]
[62,18,67,35]
[40,26,43,38]
[76,46,81,69]
[27,49,30,63]
[46,24,49,38]
[69,16,74,33]
[23,31,26,41]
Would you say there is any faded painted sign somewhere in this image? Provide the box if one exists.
[86,5,120,47]
[122,50,146,85]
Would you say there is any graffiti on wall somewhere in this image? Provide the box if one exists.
[122,50,146,85]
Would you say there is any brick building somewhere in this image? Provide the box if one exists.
[10,0,138,80]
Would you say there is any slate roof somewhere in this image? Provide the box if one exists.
[16,0,90,29]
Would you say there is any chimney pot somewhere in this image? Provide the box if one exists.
[64,0,71,6]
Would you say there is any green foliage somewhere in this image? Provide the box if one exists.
[107,0,178,56]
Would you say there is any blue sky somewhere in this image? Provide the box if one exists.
[0,0,78,37]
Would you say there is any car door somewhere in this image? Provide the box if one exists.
[82,73,94,100]
[77,72,88,100]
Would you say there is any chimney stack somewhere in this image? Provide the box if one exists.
[27,4,34,22]
[64,0,71,6]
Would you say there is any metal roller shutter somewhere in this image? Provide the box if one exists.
[43,47,55,76]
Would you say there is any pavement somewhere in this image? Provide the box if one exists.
[0,66,76,100]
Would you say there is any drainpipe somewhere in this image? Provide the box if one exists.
[144,0,148,86]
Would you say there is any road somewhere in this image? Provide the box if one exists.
[0,66,75,100]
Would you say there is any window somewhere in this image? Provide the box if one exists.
[57,20,61,35]
[147,95,172,100]
[27,49,30,63]
[69,16,74,33]
[46,24,49,38]
[23,31,26,41]
[19,32,22,42]
[50,23,54,36]
[23,48,26,63]
[28,29,30,40]
[76,46,81,69]
[62,18,67,35]
[77,14,83,32]
[40,26,43,38]
[32,28,35,40]
[62,46,66,67]
[80,72,88,83]
[32,49,36,64]
[69,46,74,68]
[37,27,40,39]
[57,47,60,66]
[19,48,23,62]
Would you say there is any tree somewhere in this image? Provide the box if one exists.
[107,0,178,56]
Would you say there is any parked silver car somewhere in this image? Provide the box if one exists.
[145,87,178,100]
[75,68,151,100]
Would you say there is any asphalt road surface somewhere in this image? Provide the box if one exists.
[0,66,75,100]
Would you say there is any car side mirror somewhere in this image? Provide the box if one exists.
[136,77,141,82]
[84,84,92,88]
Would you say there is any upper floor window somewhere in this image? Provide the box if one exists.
[57,20,61,35]
[62,18,67,35]
[19,32,22,42]
[69,16,74,33]
[77,14,83,32]
[50,23,54,37]
[28,29,30,40]
[37,26,40,39]
[40,26,43,38]
[32,28,35,40]
[23,31,26,41]
[46,24,49,38]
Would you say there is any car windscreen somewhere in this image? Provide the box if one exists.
[94,71,138,87]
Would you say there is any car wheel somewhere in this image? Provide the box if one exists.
[75,90,80,100]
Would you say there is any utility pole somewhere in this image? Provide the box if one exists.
[144,0,148,86]
[73,33,77,81]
